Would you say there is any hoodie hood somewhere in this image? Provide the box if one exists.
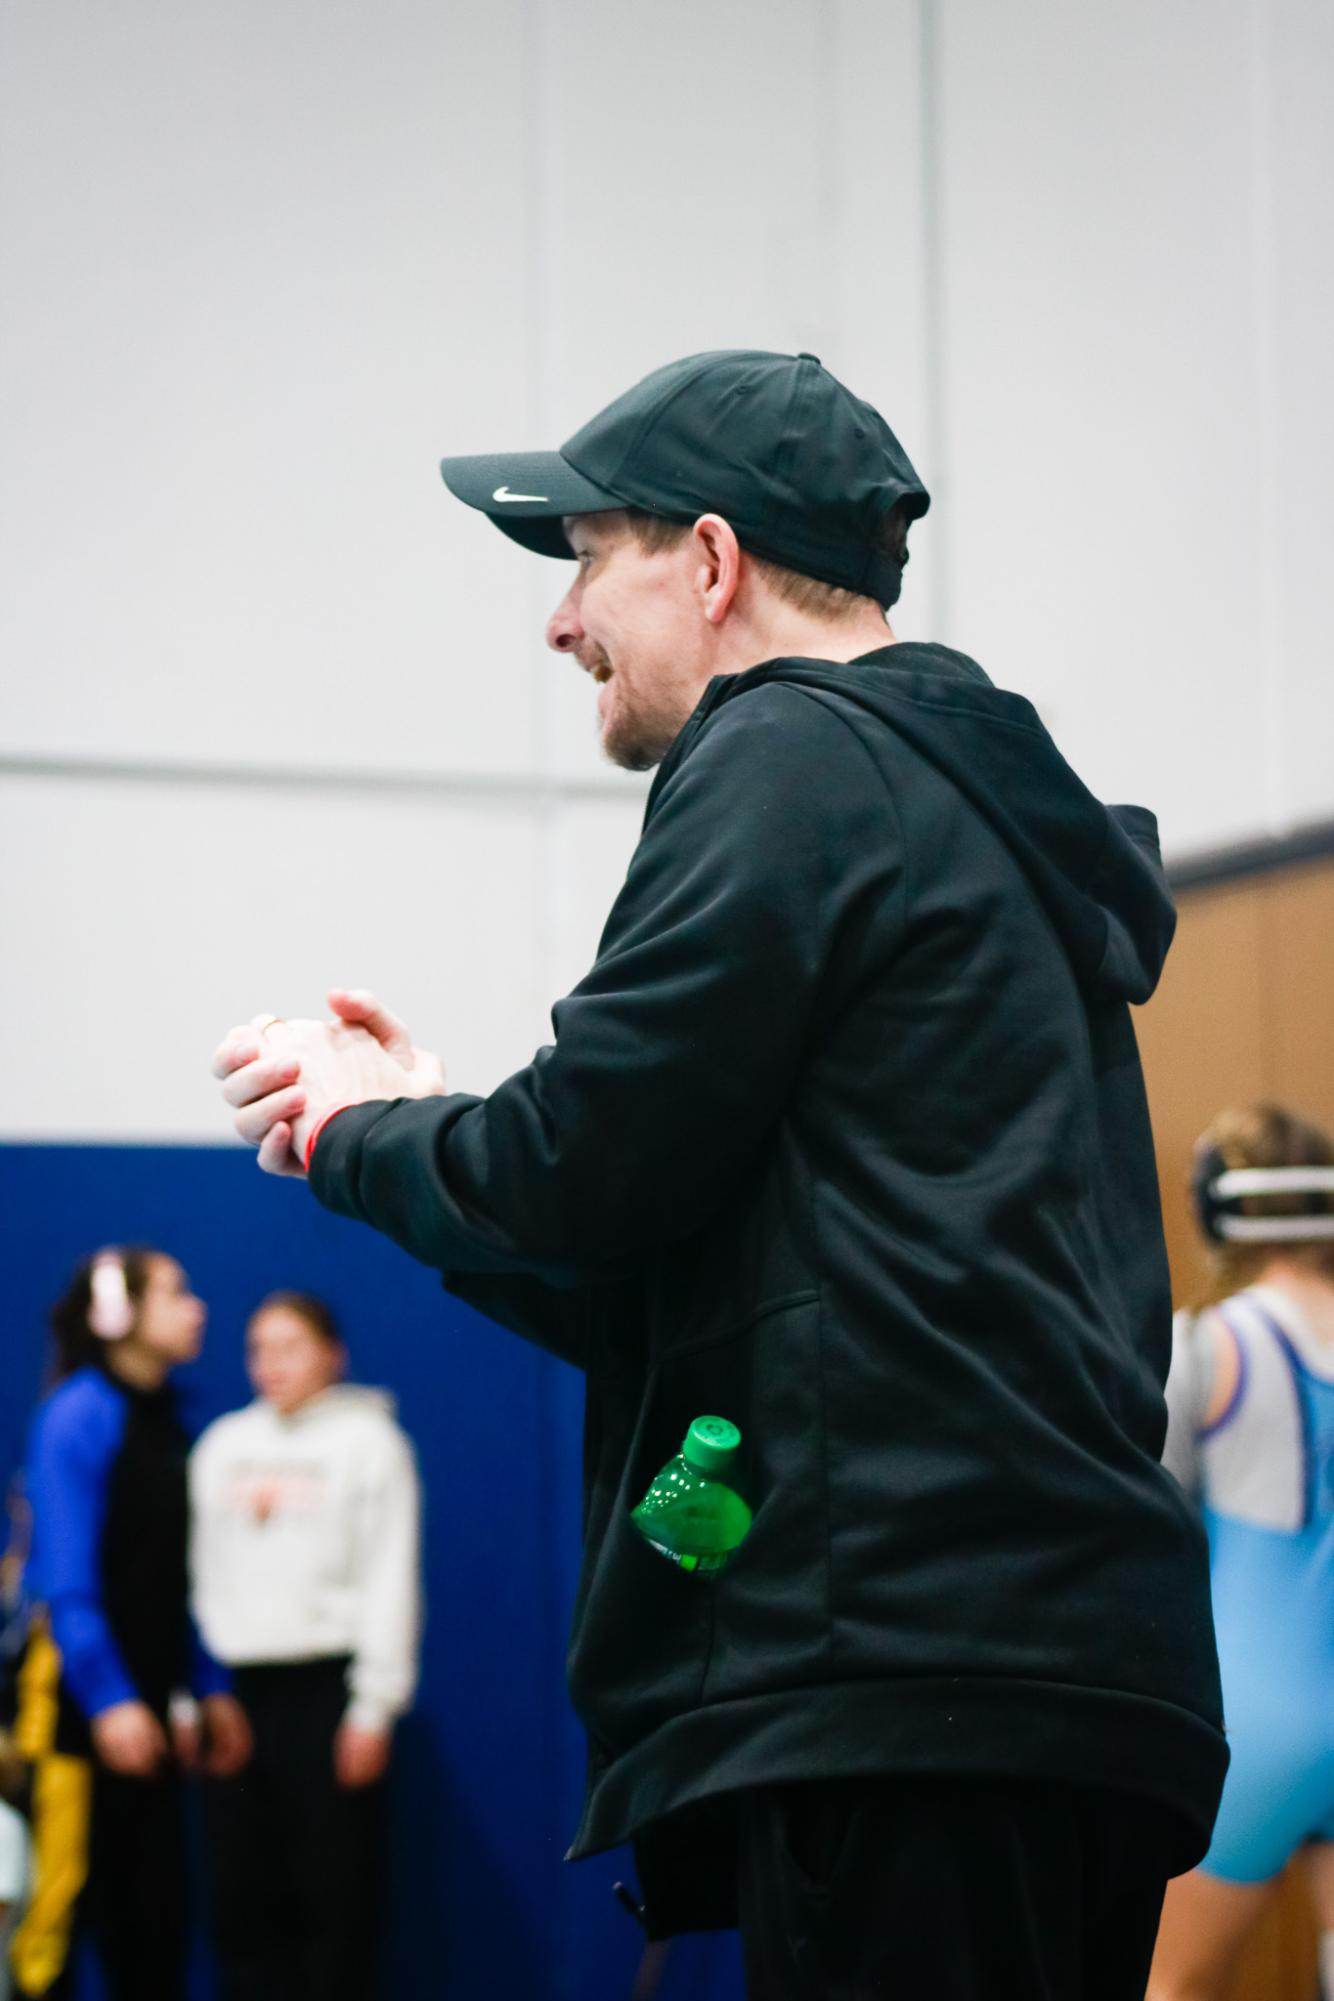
[268,1383,397,1427]
[687,642,1175,1005]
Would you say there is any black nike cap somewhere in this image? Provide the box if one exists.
[439,349,929,610]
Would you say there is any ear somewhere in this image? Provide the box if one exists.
[690,514,742,625]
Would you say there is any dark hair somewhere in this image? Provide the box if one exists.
[49,1246,160,1382]
[622,498,914,617]
[249,1291,343,1347]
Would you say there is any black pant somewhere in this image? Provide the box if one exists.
[32,1763,186,2001]
[205,1659,387,2001]
[735,1775,1180,2000]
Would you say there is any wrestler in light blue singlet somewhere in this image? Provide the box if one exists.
[1189,1291,1334,1881]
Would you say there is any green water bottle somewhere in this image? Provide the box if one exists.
[630,1415,753,1576]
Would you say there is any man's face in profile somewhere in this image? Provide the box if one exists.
[545,514,707,771]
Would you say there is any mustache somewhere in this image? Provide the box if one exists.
[577,642,613,677]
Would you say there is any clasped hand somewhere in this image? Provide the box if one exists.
[212,988,446,1177]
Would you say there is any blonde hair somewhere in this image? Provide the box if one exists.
[621,505,912,622]
[1194,1102,1334,1303]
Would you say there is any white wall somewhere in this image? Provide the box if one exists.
[932,0,1334,844]
[1,0,1330,1138]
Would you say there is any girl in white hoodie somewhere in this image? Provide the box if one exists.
[190,1292,422,2001]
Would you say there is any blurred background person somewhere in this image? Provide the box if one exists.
[7,1247,249,2001]
[190,1290,422,2001]
[0,1480,32,2000]
[1150,1105,1334,2001]
[0,1790,29,2001]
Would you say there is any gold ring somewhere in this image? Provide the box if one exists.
[254,1014,283,1035]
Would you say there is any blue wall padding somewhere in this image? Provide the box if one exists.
[0,1144,743,2001]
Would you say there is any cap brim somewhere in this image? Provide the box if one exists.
[438,450,625,559]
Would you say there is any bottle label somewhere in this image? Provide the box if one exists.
[642,1537,730,1577]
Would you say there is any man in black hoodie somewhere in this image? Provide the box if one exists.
[214,352,1226,1998]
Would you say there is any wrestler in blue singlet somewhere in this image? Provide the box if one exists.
[1165,1285,1334,1882]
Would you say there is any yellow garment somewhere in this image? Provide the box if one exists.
[9,1753,91,1997]
[11,1623,58,1766]
[8,1618,91,1995]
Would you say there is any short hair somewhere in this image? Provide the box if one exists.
[1196,1102,1334,1297]
[249,1290,343,1347]
[621,501,914,618]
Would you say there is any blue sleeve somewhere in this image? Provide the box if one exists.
[188,1616,231,1699]
[27,1375,139,1719]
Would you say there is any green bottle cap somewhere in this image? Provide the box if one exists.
[682,1414,741,1478]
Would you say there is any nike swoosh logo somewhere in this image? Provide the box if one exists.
[492,486,549,503]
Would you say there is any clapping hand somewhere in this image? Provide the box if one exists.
[212,989,446,1177]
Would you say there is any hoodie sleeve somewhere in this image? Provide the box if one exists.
[344,1420,423,1734]
[310,685,901,1276]
[27,1378,139,1720]
[438,1270,591,1371]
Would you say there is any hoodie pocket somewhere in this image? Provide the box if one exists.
[568,1294,829,1750]
[567,1477,715,1751]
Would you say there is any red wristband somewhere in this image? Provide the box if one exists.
[304,1104,359,1175]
